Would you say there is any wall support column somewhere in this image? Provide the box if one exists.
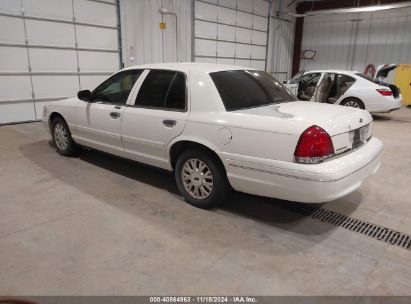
[291,15,303,76]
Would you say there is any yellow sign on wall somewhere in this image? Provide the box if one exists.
[395,64,411,105]
[160,22,166,29]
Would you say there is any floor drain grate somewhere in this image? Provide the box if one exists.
[288,204,411,250]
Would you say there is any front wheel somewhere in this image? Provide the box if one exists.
[341,98,365,109]
[51,117,79,156]
[175,149,230,209]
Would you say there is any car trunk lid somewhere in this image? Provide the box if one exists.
[277,101,372,134]
[234,101,373,156]
[375,63,398,80]
[375,64,401,98]
[278,102,373,154]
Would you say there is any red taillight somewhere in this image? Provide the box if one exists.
[294,125,334,163]
[376,89,392,96]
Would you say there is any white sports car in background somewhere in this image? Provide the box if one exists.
[284,64,402,113]
[42,63,383,209]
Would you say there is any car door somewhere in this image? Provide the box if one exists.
[298,73,322,101]
[74,69,143,156]
[121,69,189,169]
[314,73,336,103]
[286,71,304,96]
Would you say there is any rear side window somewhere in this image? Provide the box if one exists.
[339,74,355,87]
[338,74,356,95]
[210,70,296,111]
[136,70,186,110]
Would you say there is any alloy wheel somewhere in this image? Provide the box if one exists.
[344,100,360,108]
[181,158,214,199]
[54,122,69,151]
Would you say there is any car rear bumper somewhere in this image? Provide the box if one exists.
[369,98,402,113]
[220,137,383,203]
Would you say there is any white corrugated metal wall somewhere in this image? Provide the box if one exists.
[120,0,295,82]
[120,0,192,66]
[192,0,270,70]
[0,0,121,124]
[300,7,411,77]
[267,16,294,81]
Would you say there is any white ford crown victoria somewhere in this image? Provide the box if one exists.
[42,63,383,209]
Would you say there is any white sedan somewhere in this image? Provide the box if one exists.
[284,64,402,113]
[42,63,383,209]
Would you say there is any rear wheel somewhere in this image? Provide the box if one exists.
[175,149,230,209]
[341,98,365,109]
[51,117,79,156]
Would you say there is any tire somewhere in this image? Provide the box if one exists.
[51,116,79,156]
[175,149,230,209]
[341,98,365,110]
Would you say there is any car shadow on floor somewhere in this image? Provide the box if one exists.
[20,140,361,239]
[372,113,411,123]
[372,114,393,121]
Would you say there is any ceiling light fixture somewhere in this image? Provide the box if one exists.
[288,1,411,17]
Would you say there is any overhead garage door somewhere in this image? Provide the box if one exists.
[0,0,121,124]
[193,0,269,70]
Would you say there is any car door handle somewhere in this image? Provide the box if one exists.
[162,119,176,127]
[110,112,121,119]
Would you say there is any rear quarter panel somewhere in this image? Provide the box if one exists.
[180,112,307,163]
[336,77,392,112]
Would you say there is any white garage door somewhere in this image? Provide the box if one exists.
[193,0,269,70]
[0,0,121,124]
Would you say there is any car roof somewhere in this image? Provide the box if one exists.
[305,69,360,75]
[123,62,257,74]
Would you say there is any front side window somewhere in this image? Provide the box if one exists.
[289,71,304,84]
[299,73,321,86]
[298,73,321,100]
[135,70,186,111]
[92,69,143,105]
[210,70,296,111]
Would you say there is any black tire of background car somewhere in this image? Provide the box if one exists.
[341,97,365,110]
[175,149,231,209]
[51,116,80,156]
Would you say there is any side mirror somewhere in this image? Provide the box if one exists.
[77,90,92,101]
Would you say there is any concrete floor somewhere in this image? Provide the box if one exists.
[0,107,411,296]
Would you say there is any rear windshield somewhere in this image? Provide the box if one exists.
[210,70,297,111]
[355,73,378,84]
